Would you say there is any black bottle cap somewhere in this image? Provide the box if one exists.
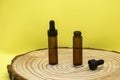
[88,59,104,70]
[48,20,58,36]
[74,31,81,37]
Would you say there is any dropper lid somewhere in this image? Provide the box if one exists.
[48,20,58,36]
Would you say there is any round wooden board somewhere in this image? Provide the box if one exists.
[7,48,120,80]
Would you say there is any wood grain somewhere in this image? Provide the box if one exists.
[7,48,120,80]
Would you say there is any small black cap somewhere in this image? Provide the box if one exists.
[48,20,58,36]
[88,59,104,70]
[74,31,81,37]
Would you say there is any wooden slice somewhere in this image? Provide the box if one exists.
[7,48,120,80]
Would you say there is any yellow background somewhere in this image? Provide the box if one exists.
[0,0,120,79]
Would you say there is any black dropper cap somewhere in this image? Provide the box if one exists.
[48,20,58,36]
[88,59,104,70]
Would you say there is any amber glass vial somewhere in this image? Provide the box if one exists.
[73,31,82,66]
[48,20,58,65]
